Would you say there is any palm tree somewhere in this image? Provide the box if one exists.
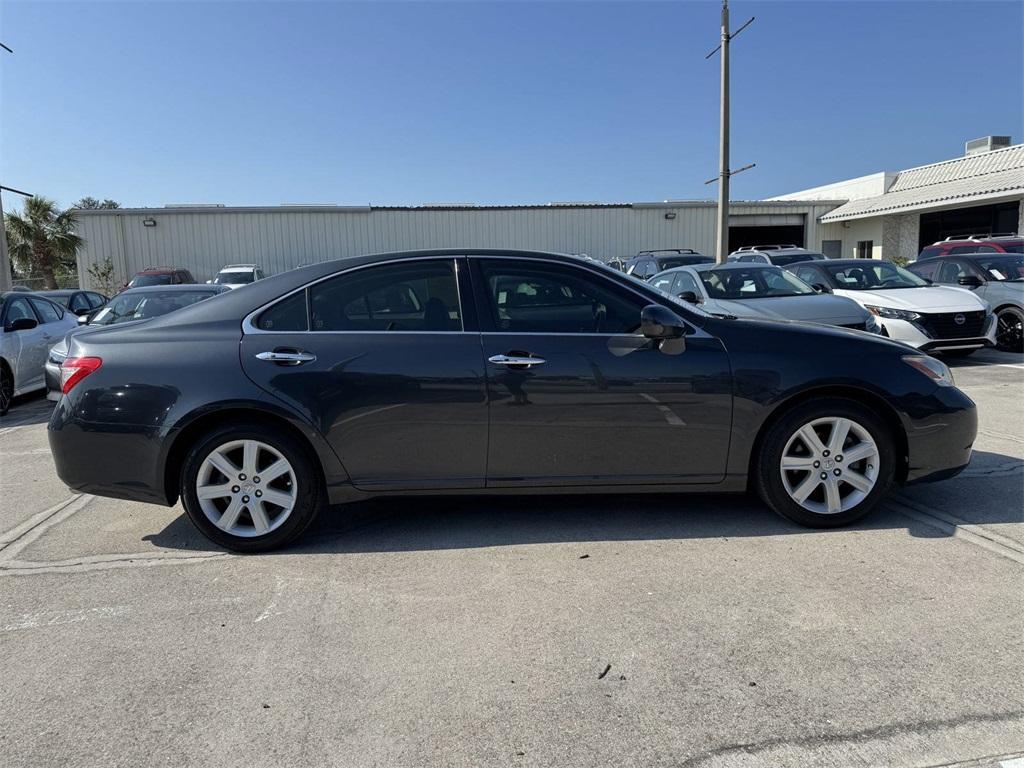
[4,196,84,289]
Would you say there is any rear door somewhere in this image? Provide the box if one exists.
[471,256,732,486]
[239,257,488,491]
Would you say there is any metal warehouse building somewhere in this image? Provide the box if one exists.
[71,136,1023,288]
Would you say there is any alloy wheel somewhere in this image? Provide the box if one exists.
[996,307,1024,352]
[779,417,879,515]
[195,439,297,537]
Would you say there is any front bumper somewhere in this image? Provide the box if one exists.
[878,314,996,352]
[903,384,978,484]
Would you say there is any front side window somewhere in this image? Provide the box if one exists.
[28,297,63,323]
[650,273,676,293]
[87,292,107,308]
[906,260,939,281]
[936,260,968,283]
[3,297,35,325]
[479,260,643,334]
[672,271,701,296]
[69,293,91,312]
[310,259,461,332]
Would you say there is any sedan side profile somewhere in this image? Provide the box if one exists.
[1,292,79,415]
[49,250,977,552]
[649,262,879,332]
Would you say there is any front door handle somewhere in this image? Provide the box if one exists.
[255,350,317,366]
[488,354,546,367]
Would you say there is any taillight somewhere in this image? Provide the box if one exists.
[61,357,103,394]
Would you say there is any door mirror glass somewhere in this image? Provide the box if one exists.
[5,317,38,332]
[957,275,983,288]
[78,313,91,325]
[641,304,686,339]
[677,290,700,304]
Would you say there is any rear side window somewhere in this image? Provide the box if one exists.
[791,265,825,285]
[69,293,91,312]
[257,291,308,332]
[309,259,462,332]
[28,297,63,323]
[87,292,107,308]
[918,247,942,260]
[907,260,938,280]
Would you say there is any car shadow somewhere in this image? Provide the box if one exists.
[144,449,1023,555]
[0,391,55,429]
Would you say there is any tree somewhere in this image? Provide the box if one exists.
[74,196,120,210]
[87,256,117,296]
[4,197,85,289]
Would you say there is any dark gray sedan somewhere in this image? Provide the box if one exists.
[650,263,880,332]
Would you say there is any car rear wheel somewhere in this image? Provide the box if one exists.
[180,423,324,552]
[755,398,895,527]
[0,363,13,416]
[995,306,1024,353]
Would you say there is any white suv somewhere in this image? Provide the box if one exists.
[729,245,828,267]
[211,264,265,289]
[786,259,996,357]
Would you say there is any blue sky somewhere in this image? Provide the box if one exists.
[2,1,1022,209]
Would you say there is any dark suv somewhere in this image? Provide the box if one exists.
[624,249,713,280]
[125,266,197,289]
[917,234,1023,260]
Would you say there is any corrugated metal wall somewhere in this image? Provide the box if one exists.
[73,202,840,287]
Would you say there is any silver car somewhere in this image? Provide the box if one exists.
[907,253,1024,352]
[650,263,880,332]
[1,292,79,415]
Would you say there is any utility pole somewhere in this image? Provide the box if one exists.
[0,41,18,292]
[705,2,755,263]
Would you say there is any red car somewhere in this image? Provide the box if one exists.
[918,233,1023,260]
[124,266,197,290]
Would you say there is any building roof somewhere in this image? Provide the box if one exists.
[819,144,1024,222]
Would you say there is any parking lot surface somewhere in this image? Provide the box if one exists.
[1,350,1022,768]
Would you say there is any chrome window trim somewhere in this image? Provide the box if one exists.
[242,253,711,340]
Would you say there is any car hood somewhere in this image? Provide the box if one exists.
[702,294,868,325]
[834,285,987,312]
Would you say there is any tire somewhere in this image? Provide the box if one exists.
[0,363,13,417]
[180,422,324,552]
[754,397,895,528]
[995,306,1024,353]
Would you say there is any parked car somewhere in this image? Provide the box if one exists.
[907,253,1024,352]
[1,292,78,415]
[44,284,231,400]
[650,263,880,332]
[728,246,828,266]
[211,264,266,289]
[125,266,197,289]
[50,249,976,551]
[785,259,995,357]
[917,233,1023,260]
[35,289,108,321]
[625,249,713,279]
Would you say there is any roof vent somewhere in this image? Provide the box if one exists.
[965,135,1012,156]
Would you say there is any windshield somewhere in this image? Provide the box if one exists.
[214,271,255,284]
[700,267,816,299]
[89,290,218,326]
[127,273,172,288]
[655,256,709,270]
[771,252,824,266]
[44,294,72,308]
[975,255,1024,281]
[824,262,927,290]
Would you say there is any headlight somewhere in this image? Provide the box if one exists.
[902,355,954,387]
[866,305,921,322]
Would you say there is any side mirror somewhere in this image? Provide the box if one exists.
[677,291,700,304]
[77,313,90,325]
[958,275,983,288]
[206,279,213,284]
[641,304,686,340]
[5,317,38,333]
[812,283,833,294]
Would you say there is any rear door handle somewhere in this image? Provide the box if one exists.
[488,354,546,367]
[255,350,317,366]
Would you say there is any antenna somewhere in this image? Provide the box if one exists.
[705,1,756,263]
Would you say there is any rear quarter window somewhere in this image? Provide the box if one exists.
[256,292,309,331]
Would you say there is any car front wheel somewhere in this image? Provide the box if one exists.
[995,306,1024,353]
[180,423,324,552]
[755,398,895,527]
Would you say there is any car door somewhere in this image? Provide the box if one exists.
[6,297,48,391]
[239,256,488,491]
[471,256,732,487]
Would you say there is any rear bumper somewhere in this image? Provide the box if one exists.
[903,385,978,484]
[44,360,62,401]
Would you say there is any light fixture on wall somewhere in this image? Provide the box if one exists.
[142,217,157,227]
[664,212,677,220]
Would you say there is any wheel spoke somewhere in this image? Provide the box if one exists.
[260,488,295,509]
[842,442,876,464]
[828,418,851,454]
[824,478,842,514]
[217,497,244,531]
[798,425,827,455]
[260,458,291,484]
[207,451,240,481]
[197,483,233,500]
[782,455,817,470]
[242,440,259,476]
[790,473,821,503]
[841,469,873,493]
[249,501,271,534]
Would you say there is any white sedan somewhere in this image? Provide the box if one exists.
[1,292,79,415]
[786,259,995,356]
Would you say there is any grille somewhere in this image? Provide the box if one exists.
[916,310,986,339]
